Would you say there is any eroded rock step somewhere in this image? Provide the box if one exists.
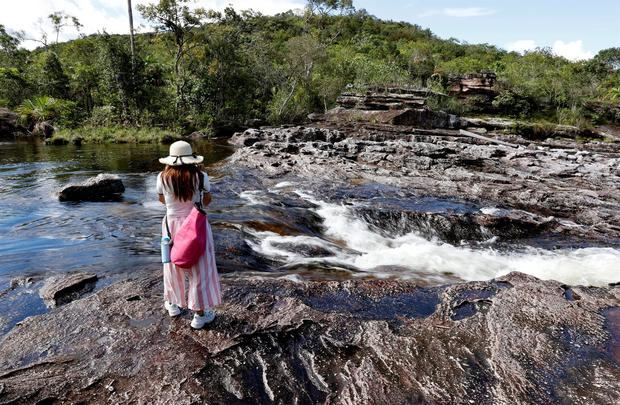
[0,272,618,403]
[228,125,620,243]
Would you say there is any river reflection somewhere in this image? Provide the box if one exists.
[0,139,233,282]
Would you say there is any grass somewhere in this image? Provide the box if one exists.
[46,126,183,145]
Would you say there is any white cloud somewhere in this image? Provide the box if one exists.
[443,7,496,17]
[505,39,538,53]
[418,7,496,18]
[552,40,594,61]
[505,39,594,61]
[417,9,441,18]
[0,0,305,49]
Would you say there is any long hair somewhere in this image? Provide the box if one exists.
[161,164,200,202]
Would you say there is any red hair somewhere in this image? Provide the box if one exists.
[161,164,200,202]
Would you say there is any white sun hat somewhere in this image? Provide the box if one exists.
[159,141,204,166]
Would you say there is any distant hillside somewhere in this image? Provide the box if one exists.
[1,4,618,134]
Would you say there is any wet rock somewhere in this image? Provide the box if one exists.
[39,272,98,307]
[269,241,334,257]
[0,272,618,403]
[44,136,69,145]
[161,134,181,144]
[227,123,620,243]
[0,108,22,139]
[186,131,208,140]
[58,174,125,202]
[212,227,273,273]
[9,276,40,290]
[355,207,558,244]
[32,121,54,138]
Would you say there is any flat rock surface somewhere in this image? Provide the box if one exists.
[58,173,125,202]
[0,272,618,404]
[228,124,620,244]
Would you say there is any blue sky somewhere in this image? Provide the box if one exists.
[354,0,620,59]
[2,1,618,59]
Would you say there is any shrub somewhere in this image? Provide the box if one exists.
[15,96,78,128]
[86,105,119,127]
[492,90,533,118]
[556,106,592,129]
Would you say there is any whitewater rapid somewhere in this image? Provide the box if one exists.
[243,189,620,286]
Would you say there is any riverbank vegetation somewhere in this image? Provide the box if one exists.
[1,0,619,139]
[47,126,180,145]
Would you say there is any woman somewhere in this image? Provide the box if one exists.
[156,141,221,329]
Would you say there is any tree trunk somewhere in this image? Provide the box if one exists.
[127,0,136,85]
[127,0,136,68]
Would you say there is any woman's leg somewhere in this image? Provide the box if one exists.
[205,220,222,306]
[187,261,207,312]
[162,217,187,307]
[163,263,186,307]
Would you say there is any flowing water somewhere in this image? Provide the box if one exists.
[245,188,620,286]
[1,139,619,333]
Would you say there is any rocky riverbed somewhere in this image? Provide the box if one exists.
[1,94,619,402]
[228,121,620,245]
[0,272,618,404]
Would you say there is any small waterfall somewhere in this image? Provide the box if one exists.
[243,189,620,286]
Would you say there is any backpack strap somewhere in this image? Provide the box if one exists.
[164,214,173,245]
[198,171,205,192]
[195,171,206,214]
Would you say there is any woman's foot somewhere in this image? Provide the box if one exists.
[190,309,215,329]
[164,301,181,317]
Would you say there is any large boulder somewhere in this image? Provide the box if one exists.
[324,106,461,129]
[39,272,98,307]
[336,90,428,110]
[447,73,498,112]
[448,72,497,97]
[0,108,19,139]
[32,121,55,138]
[58,174,125,202]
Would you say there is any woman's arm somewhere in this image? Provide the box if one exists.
[202,192,212,207]
[158,194,165,204]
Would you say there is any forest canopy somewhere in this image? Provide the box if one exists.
[1,0,619,135]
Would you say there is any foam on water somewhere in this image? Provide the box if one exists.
[248,190,620,286]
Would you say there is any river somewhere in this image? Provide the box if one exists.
[1,138,619,334]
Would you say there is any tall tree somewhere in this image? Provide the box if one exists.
[41,51,70,99]
[0,25,29,107]
[47,12,82,44]
[0,25,19,57]
[306,0,354,16]
[127,0,136,68]
[138,0,216,116]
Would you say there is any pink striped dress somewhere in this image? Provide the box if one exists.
[156,171,222,311]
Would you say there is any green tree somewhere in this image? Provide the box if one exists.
[594,47,620,71]
[47,12,82,45]
[269,35,326,122]
[41,52,70,99]
[400,41,435,85]
[0,25,19,58]
[138,0,216,116]
[306,0,354,17]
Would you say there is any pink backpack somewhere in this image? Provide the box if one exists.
[165,173,207,268]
